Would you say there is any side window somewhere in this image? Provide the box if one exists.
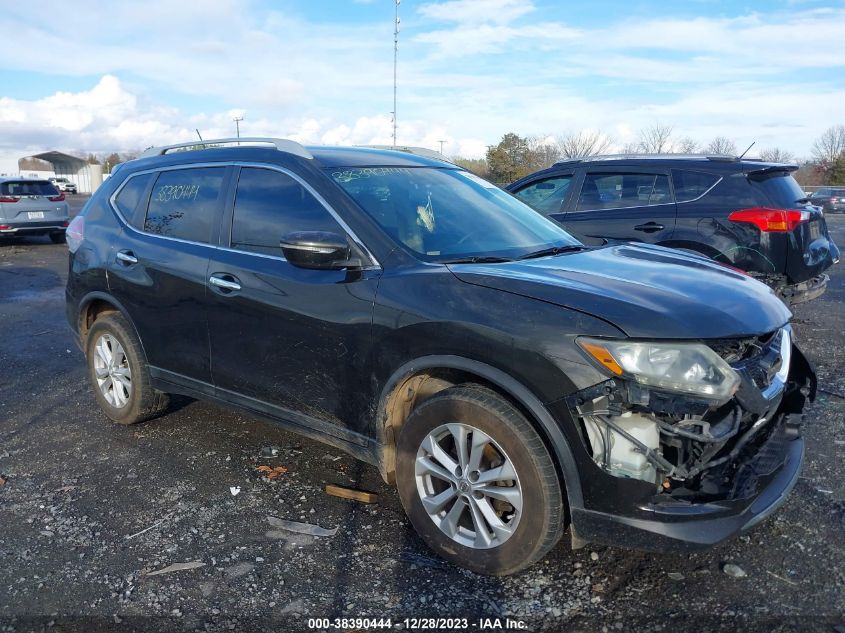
[114,173,154,229]
[144,168,226,243]
[231,167,345,257]
[576,173,671,211]
[513,175,573,214]
[672,170,720,203]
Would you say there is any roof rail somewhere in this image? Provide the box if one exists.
[137,137,313,160]
[357,145,453,163]
[552,153,739,166]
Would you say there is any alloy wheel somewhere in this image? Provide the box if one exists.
[414,422,523,549]
[92,333,132,409]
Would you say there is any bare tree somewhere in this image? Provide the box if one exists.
[526,136,561,170]
[620,142,640,154]
[637,123,674,154]
[811,125,845,164]
[18,157,53,171]
[676,137,701,153]
[705,136,737,156]
[759,147,794,163]
[556,130,613,159]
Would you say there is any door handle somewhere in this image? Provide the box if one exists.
[633,223,665,233]
[116,250,138,265]
[209,274,242,292]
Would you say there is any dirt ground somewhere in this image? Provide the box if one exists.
[1,198,843,632]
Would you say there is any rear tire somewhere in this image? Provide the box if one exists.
[85,313,169,425]
[49,231,66,244]
[395,384,565,575]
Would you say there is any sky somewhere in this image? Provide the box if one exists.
[0,0,844,165]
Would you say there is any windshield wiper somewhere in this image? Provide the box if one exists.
[517,245,587,260]
[795,196,812,204]
[440,256,513,264]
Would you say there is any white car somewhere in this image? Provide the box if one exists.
[48,177,78,194]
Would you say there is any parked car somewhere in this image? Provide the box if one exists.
[0,177,70,243]
[508,155,840,304]
[49,177,78,194]
[808,187,845,213]
[66,139,816,575]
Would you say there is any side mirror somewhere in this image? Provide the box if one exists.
[279,231,358,270]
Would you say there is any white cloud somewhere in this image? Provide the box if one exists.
[418,0,536,24]
[0,1,843,162]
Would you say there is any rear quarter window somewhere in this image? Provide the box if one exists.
[671,170,720,202]
[144,168,226,243]
[114,173,155,229]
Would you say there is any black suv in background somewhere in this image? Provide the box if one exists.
[508,155,840,304]
[808,187,845,213]
[66,139,815,575]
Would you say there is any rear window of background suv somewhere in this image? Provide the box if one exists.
[1,181,60,197]
[748,172,806,209]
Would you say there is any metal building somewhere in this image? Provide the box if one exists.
[19,151,103,193]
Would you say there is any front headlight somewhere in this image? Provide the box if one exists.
[577,337,740,401]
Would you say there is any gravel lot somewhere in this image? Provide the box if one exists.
[1,197,843,632]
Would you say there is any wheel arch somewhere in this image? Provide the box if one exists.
[78,292,146,356]
[375,354,584,509]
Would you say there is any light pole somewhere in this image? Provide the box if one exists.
[438,140,446,155]
[392,0,400,147]
[233,116,243,140]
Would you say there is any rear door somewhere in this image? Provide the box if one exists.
[559,168,676,246]
[106,165,232,387]
[206,165,381,437]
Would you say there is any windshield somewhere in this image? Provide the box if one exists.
[328,167,580,261]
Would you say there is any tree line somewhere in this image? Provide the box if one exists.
[456,124,845,186]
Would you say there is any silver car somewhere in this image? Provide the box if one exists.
[0,178,70,243]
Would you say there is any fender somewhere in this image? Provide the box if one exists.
[376,354,585,509]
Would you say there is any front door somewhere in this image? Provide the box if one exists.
[206,166,381,434]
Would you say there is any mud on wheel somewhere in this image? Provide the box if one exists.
[395,385,565,576]
[84,312,169,425]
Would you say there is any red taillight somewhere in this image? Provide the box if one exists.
[0,224,10,230]
[49,193,65,202]
[0,196,18,203]
[728,207,810,232]
[66,215,85,253]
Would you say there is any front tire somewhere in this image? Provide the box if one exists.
[85,313,169,425]
[395,385,565,575]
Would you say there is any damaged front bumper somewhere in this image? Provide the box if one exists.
[555,327,817,552]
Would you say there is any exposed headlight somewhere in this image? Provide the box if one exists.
[577,337,741,401]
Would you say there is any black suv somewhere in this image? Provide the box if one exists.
[808,187,845,213]
[508,155,840,304]
[66,139,816,575]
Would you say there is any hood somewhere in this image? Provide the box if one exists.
[449,244,791,339]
